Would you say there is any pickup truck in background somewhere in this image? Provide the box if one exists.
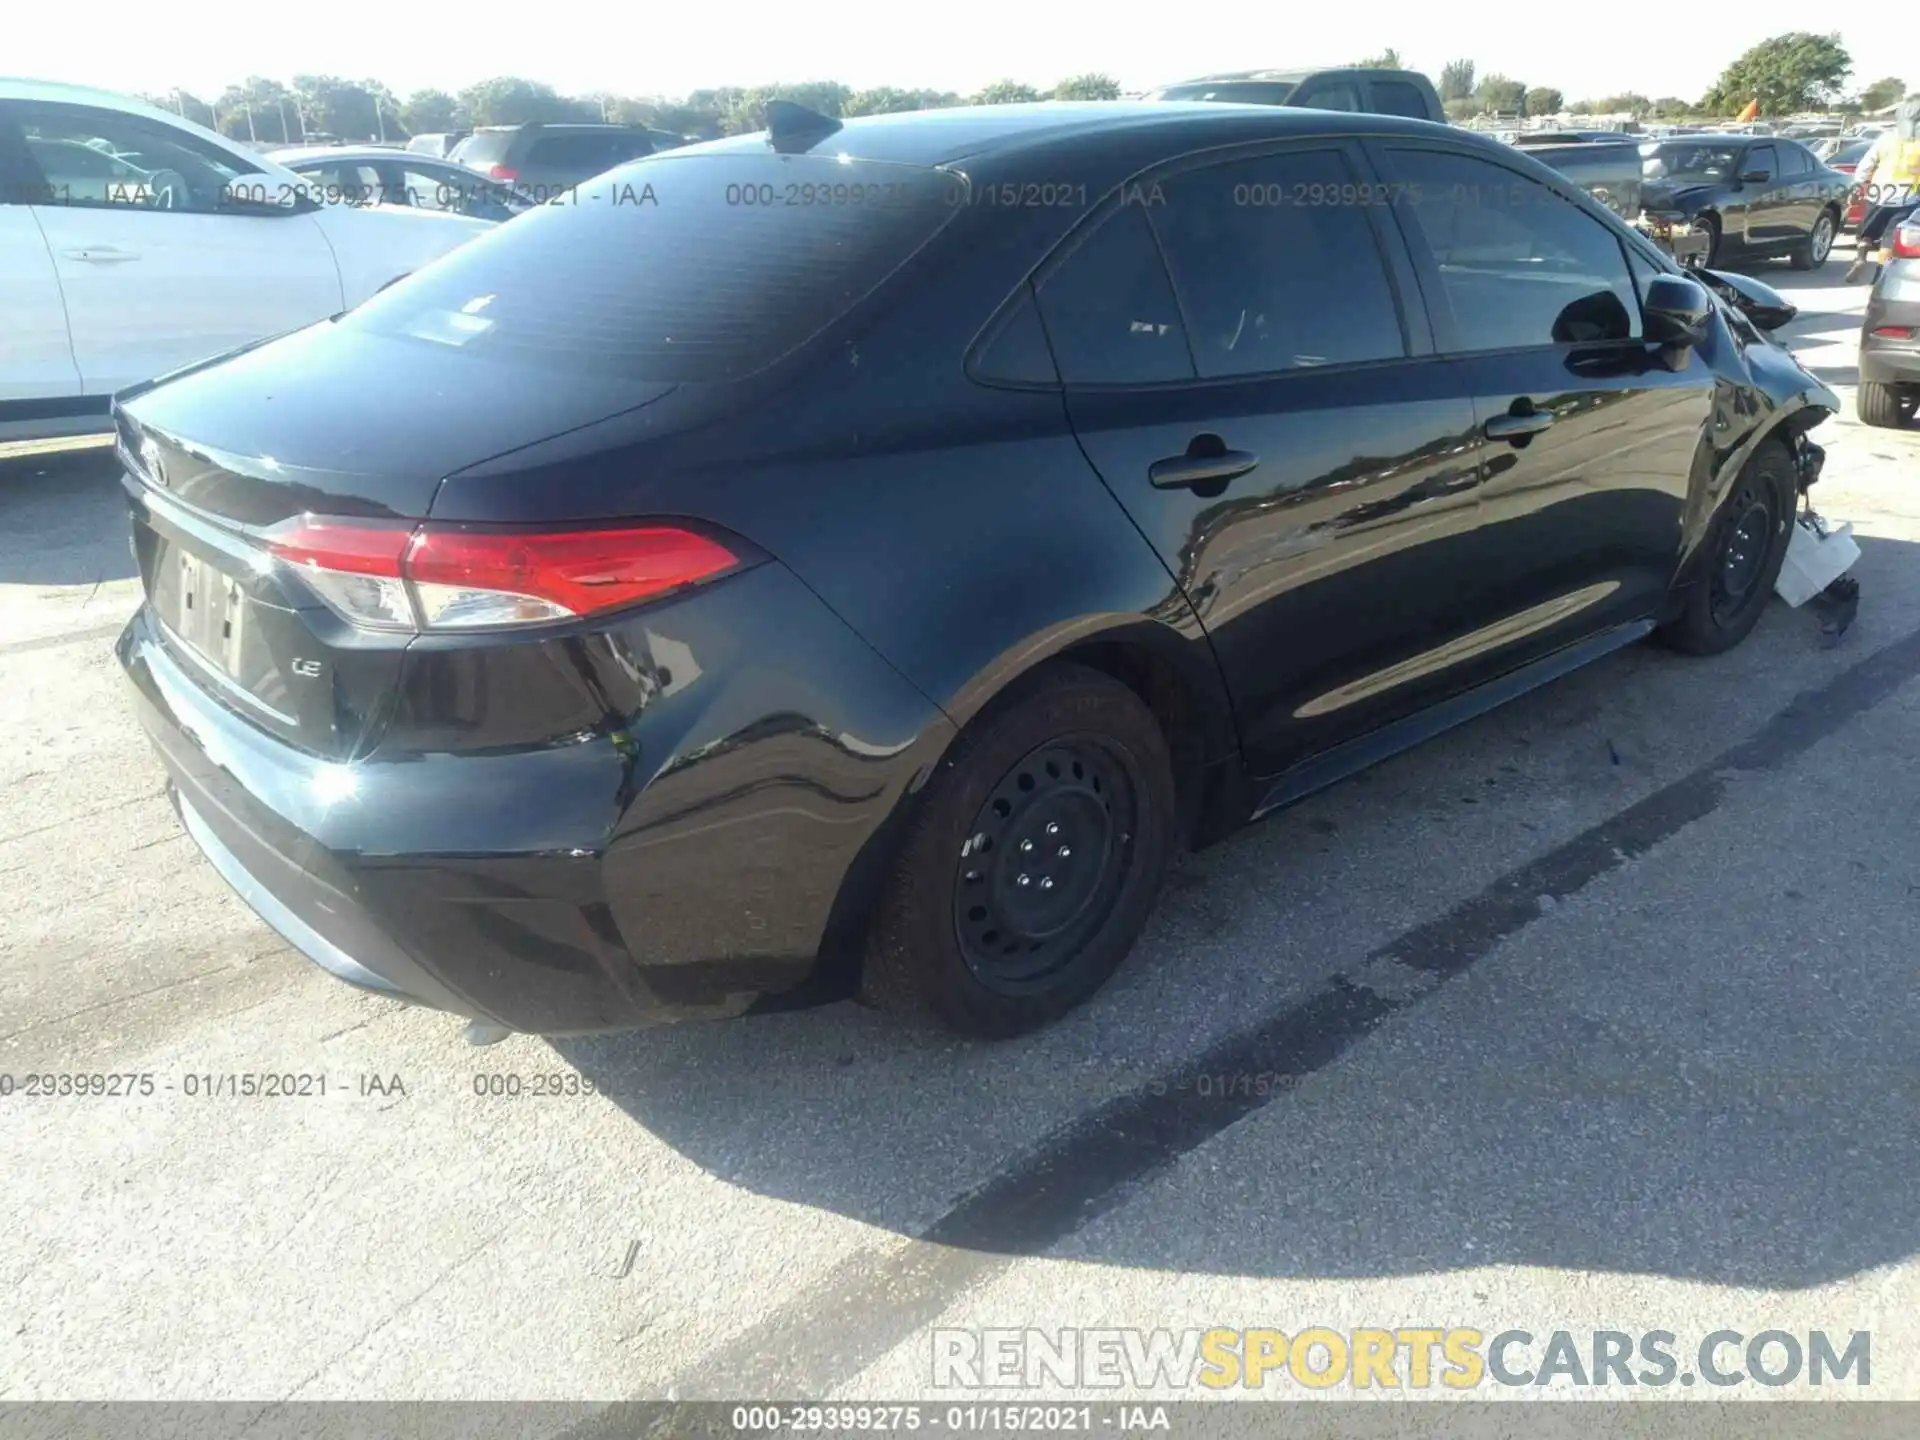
[1144,68,1709,265]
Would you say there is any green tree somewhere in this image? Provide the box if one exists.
[1595,92,1652,117]
[216,77,298,144]
[973,80,1043,105]
[1475,74,1526,114]
[400,89,463,134]
[290,75,349,137]
[1438,59,1476,102]
[1707,32,1851,115]
[843,87,963,115]
[1860,76,1908,111]
[1523,86,1564,116]
[458,76,581,126]
[1649,96,1694,119]
[845,86,918,116]
[1052,73,1121,100]
[1568,98,1596,116]
[1355,49,1403,69]
[713,82,854,135]
[1442,96,1479,122]
[141,91,218,129]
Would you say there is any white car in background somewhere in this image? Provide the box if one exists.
[0,78,494,453]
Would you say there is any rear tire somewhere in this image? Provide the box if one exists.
[1657,440,1797,657]
[1857,380,1918,429]
[1789,209,1837,270]
[862,663,1175,1039]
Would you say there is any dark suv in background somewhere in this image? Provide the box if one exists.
[449,122,687,191]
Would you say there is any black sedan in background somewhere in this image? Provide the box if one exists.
[114,102,1835,1041]
[1640,134,1852,269]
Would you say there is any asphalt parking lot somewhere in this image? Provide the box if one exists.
[4,261,1920,1415]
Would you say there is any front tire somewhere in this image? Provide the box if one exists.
[1657,440,1797,656]
[862,663,1175,1038]
[1790,209,1837,270]
[1695,213,1722,269]
[1857,381,1918,429]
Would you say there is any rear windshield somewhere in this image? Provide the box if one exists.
[449,131,512,165]
[340,153,961,382]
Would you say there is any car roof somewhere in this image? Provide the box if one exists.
[1,75,210,124]
[0,75,304,182]
[276,145,460,165]
[680,100,1457,168]
[467,122,647,134]
[1649,133,1762,145]
[1158,68,1369,84]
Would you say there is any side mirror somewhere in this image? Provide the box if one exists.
[1699,268,1798,331]
[1643,274,1711,349]
[1739,168,1771,185]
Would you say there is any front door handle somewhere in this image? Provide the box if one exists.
[1484,409,1555,442]
[1149,443,1260,493]
[61,246,139,264]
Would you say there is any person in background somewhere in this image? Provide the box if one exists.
[1846,96,1920,283]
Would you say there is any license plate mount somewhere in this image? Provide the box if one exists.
[163,547,251,680]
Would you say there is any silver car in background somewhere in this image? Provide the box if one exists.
[1859,218,1920,428]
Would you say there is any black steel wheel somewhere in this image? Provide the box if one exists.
[1707,474,1779,629]
[952,739,1138,992]
[863,663,1175,1038]
[1657,440,1796,656]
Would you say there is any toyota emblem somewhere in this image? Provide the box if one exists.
[139,436,169,488]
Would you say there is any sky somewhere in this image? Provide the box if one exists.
[8,0,1891,107]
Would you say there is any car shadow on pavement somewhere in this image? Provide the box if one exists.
[554,538,1920,1292]
[0,448,137,586]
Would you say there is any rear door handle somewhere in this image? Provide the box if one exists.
[1149,448,1260,492]
[61,246,139,264]
[1484,410,1554,442]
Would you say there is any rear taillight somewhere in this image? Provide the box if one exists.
[487,165,519,182]
[264,518,741,632]
[1891,224,1920,261]
[1872,326,1917,341]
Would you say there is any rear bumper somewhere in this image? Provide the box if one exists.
[118,561,955,1034]
[1860,287,1920,386]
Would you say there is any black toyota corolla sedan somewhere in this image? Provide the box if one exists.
[115,101,1837,1040]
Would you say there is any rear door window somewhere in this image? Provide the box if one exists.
[1369,81,1434,119]
[528,132,652,172]
[11,103,262,212]
[1035,203,1193,385]
[341,153,960,382]
[296,161,382,205]
[1147,148,1406,376]
[1292,83,1362,113]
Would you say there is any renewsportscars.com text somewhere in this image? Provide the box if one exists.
[931,1327,1871,1391]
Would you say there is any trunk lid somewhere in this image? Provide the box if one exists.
[117,148,961,760]
[117,326,675,760]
